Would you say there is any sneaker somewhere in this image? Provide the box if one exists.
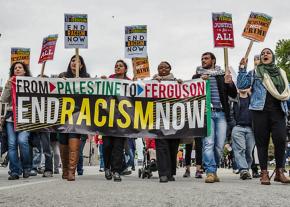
[43,171,53,178]
[183,169,190,178]
[54,169,60,174]
[233,169,239,174]
[240,170,249,180]
[23,171,30,179]
[131,166,135,171]
[37,168,44,174]
[246,171,252,179]
[120,168,132,176]
[105,169,112,180]
[29,169,38,176]
[8,174,19,180]
[159,176,168,183]
[205,173,215,183]
[195,170,203,179]
[113,172,122,182]
[99,168,104,172]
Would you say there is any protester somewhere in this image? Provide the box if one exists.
[101,59,130,182]
[1,62,32,180]
[127,138,136,171]
[58,55,90,181]
[94,135,104,172]
[232,88,255,180]
[192,52,237,183]
[77,134,88,176]
[177,149,183,168]
[153,61,181,183]
[249,55,261,178]
[183,138,203,178]
[50,133,60,174]
[237,48,290,185]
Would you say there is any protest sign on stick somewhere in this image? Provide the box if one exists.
[212,12,234,72]
[11,48,30,67]
[132,57,150,79]
[64,14,88,78]
[125,25,147,58]
[242,12,272,59]
[38,34,58,77]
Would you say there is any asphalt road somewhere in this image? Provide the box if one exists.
[0,166,289,207]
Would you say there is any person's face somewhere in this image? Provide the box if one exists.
[201,54,214,69]
[157,62,171,76]
[70,57,83,74]
[254,57,260,66]
[115,61,127,75]
[14,63,26,76]
[260,49,273,65]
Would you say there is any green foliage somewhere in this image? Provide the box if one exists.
[275,39,290,81]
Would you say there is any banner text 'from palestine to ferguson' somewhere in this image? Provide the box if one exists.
[13,77,210,138]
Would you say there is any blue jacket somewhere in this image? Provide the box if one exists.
[237,68,288,114]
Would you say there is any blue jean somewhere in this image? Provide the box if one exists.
[99,144,104,169]
[232,126,255,171]
[6,122,30,176]
[126,148,135,168]
[77,138,86,174]
[203,111,227,173]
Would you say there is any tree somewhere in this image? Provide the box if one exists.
[275,39,290,81]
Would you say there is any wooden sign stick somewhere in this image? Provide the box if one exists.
[40,61,46,77]
[75,48,80,78]
[223,48,229,73]
[244,40,254,60]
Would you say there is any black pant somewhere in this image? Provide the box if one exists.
[184,138,202,166]
[252,110,286,170]
[103,136,125,173]
[185,144,193,166]
[156,139,179,177]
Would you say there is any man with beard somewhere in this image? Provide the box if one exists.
[192,52,237,183]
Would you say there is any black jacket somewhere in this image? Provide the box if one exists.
[192,74,237,121]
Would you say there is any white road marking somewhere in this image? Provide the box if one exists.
[0,179,57,191]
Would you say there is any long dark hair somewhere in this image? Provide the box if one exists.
[9,62,31,77]
[66,55,90,78]
[115,59,128,76]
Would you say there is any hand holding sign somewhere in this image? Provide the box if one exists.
[239,57,248,69]
[224,71,233,84]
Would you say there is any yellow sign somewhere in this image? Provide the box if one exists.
[132,57,150,79]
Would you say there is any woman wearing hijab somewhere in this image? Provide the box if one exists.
[237,48,290,185]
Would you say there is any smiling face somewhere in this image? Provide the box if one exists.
[70,57,83,74]
[114,61,127,75]
[260,49,273,65]
[157,62,171,76]
[13,63,26,76]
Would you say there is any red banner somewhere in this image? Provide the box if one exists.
[212,12,234,48]
[38,34,58,64]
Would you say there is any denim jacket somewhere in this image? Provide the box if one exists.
[237,68,288,114]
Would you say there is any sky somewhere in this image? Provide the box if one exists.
[0,0,289,85]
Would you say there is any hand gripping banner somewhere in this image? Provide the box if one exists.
[12,77,211,138]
